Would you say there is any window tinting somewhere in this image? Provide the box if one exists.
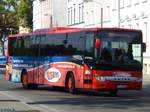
[9,38,17,56]
[67,32,85,56]
[43,34,66,56]
[9,31,86,57]
[85,33,94,57]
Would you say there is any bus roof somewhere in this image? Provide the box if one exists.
[33,27,83,35]
[8,33,32,38]
[8,27,142,38]
[33,27,142,35]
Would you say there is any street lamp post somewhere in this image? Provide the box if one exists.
[83,0,103,27]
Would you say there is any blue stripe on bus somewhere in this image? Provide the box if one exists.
[11,56,83,82]
[12,56,83,69]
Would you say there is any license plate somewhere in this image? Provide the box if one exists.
[117,85,127,89]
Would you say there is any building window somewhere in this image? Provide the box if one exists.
[126,0,131,7]
[120,0,124,9]
[144,22,148,43]
[79,3,84,23]
[132,13,136,19]
[134,0,139,5]
[141,12,148,19]
[149,64,150,74]
[112,0,117,11]
[121,25,124,28]
[142,0,148,3]
[70,7,73,25]
[136,23,139,29]
[79,4,81,23]
[106,5,110,21]
[128,24,131,29]
[68,7,74,25]
[144,64,147,74]
[91,10,94,24]
[73,4,76,24]
[120,18,124,23]
[68,0,72,2]
[68,8,70,25]
[81,3,84,22]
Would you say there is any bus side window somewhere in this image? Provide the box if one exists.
[31,35,40,56]
[35,36,41,56]
[16,37,24,56]
[85,33,94,57]
[67,32,85,56]
[40,35,46,56]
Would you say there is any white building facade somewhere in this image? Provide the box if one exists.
[67,0,84,27]
[33,0,67,31]
[52,0,67,27]
[67,0,111,28]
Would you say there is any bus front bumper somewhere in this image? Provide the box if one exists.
[92,80,142,90]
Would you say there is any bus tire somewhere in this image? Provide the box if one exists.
[8,74,12,81]
[109,90,118,96]
[66,74,76,94]
[30,84,38,89]
[21,71,29,89]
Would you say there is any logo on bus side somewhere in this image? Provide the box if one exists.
[45,68,61,82]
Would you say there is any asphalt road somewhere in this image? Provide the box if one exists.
[0,78,150,112]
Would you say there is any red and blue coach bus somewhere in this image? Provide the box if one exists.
[6,27,145,95]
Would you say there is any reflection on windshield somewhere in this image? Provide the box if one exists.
[97,31,142,65]
[99,47,133,63]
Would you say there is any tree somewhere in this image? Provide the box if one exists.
[17,0,33,32]
[0,0,18,55]
[0,0,33,55]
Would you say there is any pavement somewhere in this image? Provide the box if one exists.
[0,73,43,112]
[143,73,150,85]
[0,92,41,112]
[0,73,150,112]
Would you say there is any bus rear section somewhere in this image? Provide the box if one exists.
[6,34,32,82]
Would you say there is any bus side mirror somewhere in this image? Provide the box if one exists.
[95,38,101,49]
[142,43,146,52]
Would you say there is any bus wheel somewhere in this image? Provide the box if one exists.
[21,71,28,89]
[109,90,118,96]
[30,84,38,89]
[67,74,76,94]
[8,74,12,81]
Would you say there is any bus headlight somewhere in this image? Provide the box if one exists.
[95,76,142,82]
[85,70,91,75]
[135,78,142,82]
[95,76,106,81]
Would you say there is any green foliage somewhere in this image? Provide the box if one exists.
[0,0,33,55]
[0,0,18,36]
[0,0,33,34]
[17,0,33,29]
[0,0,19,55]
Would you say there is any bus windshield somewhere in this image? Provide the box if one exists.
[94,30,143,70]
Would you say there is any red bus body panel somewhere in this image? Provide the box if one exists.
[92,70,142,90]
